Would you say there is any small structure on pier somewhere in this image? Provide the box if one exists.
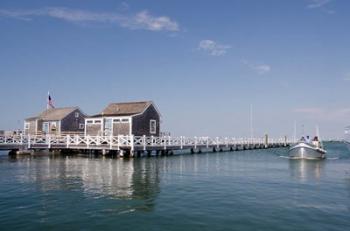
[85,101,160,136]
[24,107,86,135]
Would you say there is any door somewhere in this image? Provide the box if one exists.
[103,118,113,136]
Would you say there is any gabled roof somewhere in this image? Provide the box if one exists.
[91,101,159,117]
[102,101,152,116]
[25,107,81,121]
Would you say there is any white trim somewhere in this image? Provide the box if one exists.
[75,112,79,118]
[24,122,30,130]
[130,117,133,136]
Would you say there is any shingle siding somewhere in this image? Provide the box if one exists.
[61,109,85,133]
[86,124,102,136]
[132,104,160,136]
[24,120,36,135]
[112,123,130,136]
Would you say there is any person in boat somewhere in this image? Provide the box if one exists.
[306,135,311,143]
[312,136,320,147]
[300,136,306,142]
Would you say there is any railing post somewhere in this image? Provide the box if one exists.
[87,135,90,149]
[20,134,23,145]
[194,136,197,149]
[117,135,120,151]
[28,135,31,149]
[48,135,51,149]
[180,136,183,149]
[151,136,154,146]
[130,134,135,156]
[110,135,113,149]
[143,135,146,151]
[66,135,70,148]
[163,136,167,150]
[225,137,228,148]
[216,137,219,149]
[206,137,209,149]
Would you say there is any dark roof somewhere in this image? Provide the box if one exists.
[92,101,154,117]
[25,107,80,121]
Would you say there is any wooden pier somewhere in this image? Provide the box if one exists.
[0,135,291,156]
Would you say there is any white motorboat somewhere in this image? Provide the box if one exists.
[288,141,326,159]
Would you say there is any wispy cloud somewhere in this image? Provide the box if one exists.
[198,40,231,56]
[306,0,335,14]
[0,7,179,32]
[242,60,271,75]
[294,107,350,120]
[343,72,350,81]
[307,0,332,8]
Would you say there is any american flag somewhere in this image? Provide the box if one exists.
[47,92,55,109]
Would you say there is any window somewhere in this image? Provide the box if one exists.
[121,118,129,123]
[43,122,49,133]
[79,123,84,129]
[94,120,101,124]
[150,120,156,134]
[75,112,79,118]
[86,120,93,124]
[50,122,57,131]
[24,123,30,130]
[113,119,120,123]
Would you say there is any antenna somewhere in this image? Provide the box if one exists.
[293,121,297,143]
[250,104,253,140]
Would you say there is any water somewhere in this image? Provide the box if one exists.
[0,143,349,230]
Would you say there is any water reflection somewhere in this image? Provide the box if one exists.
[288,159,325,181]
[10,155,160,205]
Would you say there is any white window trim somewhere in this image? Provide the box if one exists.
[150,120,157,134]
[79,123,84,129]
[24,122,30,130]
[75,112,79,118]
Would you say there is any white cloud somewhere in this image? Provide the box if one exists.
[198,40,231,56]
[0,7,179,32]
[242,60,271,75]
[119,10,179,31]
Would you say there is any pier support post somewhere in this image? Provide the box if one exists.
[284,136,287,147]
[264,134,269,148]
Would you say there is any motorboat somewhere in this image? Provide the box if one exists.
[288,140,326,159]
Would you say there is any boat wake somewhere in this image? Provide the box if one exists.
[279,155,339,160]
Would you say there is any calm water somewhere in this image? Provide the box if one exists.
[0,143,349,231]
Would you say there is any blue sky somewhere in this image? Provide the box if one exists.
[0,0,349,138]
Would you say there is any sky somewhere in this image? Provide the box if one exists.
[0,0,349,139]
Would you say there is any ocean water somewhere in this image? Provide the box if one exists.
[0,143,349,231]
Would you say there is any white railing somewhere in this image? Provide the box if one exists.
[0,134,292,150]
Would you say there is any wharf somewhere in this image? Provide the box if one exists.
[0,135,291,157]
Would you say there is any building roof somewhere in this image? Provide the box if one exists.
[91,101,156,117]
[25,107,80,121]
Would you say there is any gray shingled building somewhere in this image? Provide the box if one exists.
[24,107,86,135]
[85,101,160,136]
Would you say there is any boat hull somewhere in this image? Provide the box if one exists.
[288,143,326,159]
